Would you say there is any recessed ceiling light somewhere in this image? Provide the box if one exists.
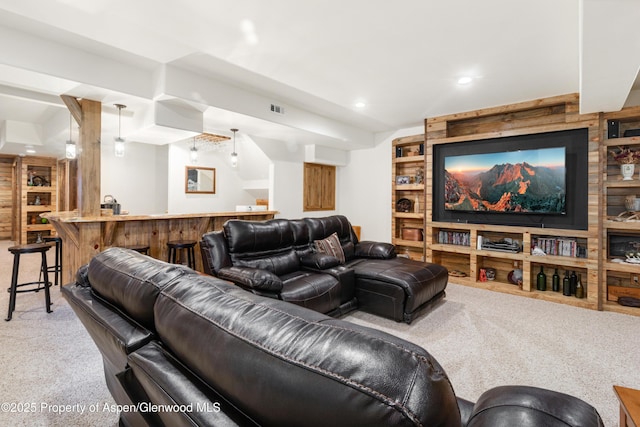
[457,76,473,85]
[355,101,366,108]
[25,146,36,154]
[241,19,259,44]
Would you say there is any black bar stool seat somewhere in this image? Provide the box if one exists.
[6,243,53,321]
[167,240,197,269]
[43,236,62,288]
[124,244,150,255]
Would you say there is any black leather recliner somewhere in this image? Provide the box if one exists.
[201,215,448,323]
[200,218,357,316]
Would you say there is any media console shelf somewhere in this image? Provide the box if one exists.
[424,94,602,311]
[429,222,597,309]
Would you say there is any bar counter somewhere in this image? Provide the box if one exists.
[43,210,278,283]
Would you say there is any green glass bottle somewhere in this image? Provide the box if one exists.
[570,270,578,295]
[562,271,571,296]
[552,268,560,292]
[575,274,584,298]
[536,266,547,291]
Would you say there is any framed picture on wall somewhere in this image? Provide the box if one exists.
[185,166,216,194]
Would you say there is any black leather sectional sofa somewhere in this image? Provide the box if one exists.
[200,215,448,323]
[63,247,604,427]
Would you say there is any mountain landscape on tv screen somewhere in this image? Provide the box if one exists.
[444,162,566,214]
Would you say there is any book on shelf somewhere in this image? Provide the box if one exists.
[531,236,586,258]
[438,230,470,246]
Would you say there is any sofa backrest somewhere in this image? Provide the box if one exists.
[87,247,195,332]
[304,215,357,261]
[223,218,300,276]
[154,274,462,427]
[289,218,313,257]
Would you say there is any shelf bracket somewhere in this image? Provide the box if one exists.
[60,95,82,126]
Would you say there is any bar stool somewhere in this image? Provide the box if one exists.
[6,243,53,321]
[124,245,150,255]
[167,240,197,269]
[42,236,62,288]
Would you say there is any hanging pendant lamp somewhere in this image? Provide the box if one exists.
[114,104,126,157]
[190,137,198,163]
[230,128,239,168]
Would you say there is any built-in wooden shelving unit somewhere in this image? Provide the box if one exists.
[410,93,616,312]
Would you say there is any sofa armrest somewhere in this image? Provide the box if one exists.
[200,231,232,276]
[61,284,154,369]
[300,253,341,269]
[217,266,283,292]
[457,397,474,427]
[355,241,396,259]
[466,385,603,427]
[126,342,252,426]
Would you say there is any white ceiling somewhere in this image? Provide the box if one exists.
[0,0,639,158]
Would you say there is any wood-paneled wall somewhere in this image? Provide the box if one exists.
[0,156,15,240]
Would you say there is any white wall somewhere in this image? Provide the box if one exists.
[99,123,424,236]
[101,130,271,215]
[166,142,263,213]
[256,136,343,220]
[101,138,168,214]
[339,126,424,242]
[270,161,303,218]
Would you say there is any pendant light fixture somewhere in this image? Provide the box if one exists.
[114,104,126,157]
[230,128,239,168]
[190,137,198,163]
[65,112,76,159]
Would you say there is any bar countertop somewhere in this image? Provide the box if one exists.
[43,210,279,222]
[42,209,278,283]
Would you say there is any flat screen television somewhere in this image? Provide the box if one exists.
[432,128,588,230]
[444,147,566,214]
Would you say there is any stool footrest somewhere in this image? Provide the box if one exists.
[8,281,51,293]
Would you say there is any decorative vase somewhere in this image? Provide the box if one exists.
[621,163,635,180]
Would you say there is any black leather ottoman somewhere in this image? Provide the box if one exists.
[348,257,448,323]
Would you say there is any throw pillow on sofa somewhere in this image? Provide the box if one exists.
[314,232,345,264]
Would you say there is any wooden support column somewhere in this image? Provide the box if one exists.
[62,96,102,217]
[78,99,102,217]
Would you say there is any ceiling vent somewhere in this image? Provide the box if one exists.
[270,104,285,114]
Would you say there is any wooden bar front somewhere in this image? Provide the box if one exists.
[43,210,278,284]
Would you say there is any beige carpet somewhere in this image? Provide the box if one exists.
[1,238,639,426]
[0,240,118,427]
[344,284,640,427]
